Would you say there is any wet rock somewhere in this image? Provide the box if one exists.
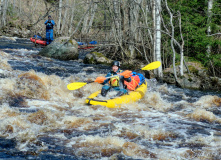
[83,52,112,65]
[39,37,78,60]
[176,74,201,89]
[163,62,221,91]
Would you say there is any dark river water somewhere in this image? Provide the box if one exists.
[0,36,221,160]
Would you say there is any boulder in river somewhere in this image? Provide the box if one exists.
[38,37,78,60]
[83,52,112,65]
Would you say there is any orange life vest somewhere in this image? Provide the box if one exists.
[124,75,140,91]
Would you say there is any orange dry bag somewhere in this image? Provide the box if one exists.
[124,75,140,91]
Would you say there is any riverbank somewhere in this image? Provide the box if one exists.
[1,32,221,92]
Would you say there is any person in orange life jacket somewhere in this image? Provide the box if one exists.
[44,15,55,45]
[101,61,131,97]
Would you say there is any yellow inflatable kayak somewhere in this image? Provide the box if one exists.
[85,80,147,108]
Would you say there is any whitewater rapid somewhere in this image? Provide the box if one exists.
[0,37,221,159]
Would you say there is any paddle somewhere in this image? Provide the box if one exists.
[67,77,106,90]
[140,61,161,71]
[67,61,161,90]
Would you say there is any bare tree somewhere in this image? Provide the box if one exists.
[88,0,98,34]
[19,0,21,16]
[13,0,15,10]
[139,0,152,63]
[165,0,177,81]
[32,0,39,18]
[82,0,90,34]
[0,0,3,24]
[112,0,124,57]
[60,0,69,35]
[68,1,92,40]
[57,0,62,35]
[1,0,8,27]
[128,0,142,58]
[68,0,76,35]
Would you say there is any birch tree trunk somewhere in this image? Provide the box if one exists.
[155,0,163,77]
[88,1,97,34]
[57,0,62,35]
[207,0,213,53]
[207,0,215,76]
[60,0,69,35]
[68,0,75,35]
[152,0,156,62]
[178,11,184,76]
[207,0,213,36]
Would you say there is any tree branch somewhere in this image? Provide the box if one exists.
[207,33,221,36]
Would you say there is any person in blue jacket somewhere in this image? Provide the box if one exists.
[44,15,55,45]
[101,61,131,97]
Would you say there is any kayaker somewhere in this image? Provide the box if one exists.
[101,61,131,97]
[44,15,55,45]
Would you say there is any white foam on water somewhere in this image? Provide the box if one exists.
[1,49,221,159]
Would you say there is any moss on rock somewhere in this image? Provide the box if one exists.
[83,52,112,65]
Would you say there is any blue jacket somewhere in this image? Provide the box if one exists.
[44,20,55,30]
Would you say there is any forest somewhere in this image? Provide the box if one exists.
[0,0,220,78]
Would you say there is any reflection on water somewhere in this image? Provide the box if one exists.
[0,37,221,159]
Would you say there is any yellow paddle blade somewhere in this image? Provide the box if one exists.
[67,82,87,90]
[141,61,161,70]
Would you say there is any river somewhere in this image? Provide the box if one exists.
[0,36,221,160]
